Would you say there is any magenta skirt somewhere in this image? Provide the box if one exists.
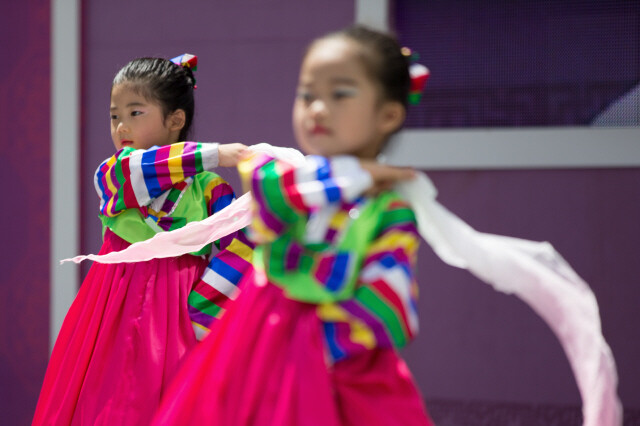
[33,229,207,426]
[153,268,433,426]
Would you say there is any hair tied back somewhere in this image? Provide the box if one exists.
[171,53,198,89]
[402,47,429,105]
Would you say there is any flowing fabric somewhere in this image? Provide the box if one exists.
[395,174,622,426]
[61,192,252,265]
[34,229,206,425]
[63,144,622,426]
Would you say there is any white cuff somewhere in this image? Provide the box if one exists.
[330,155,373,201]
[201,142,219,170]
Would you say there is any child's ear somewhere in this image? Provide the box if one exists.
[167,109,186,132]
[378,101,406,135]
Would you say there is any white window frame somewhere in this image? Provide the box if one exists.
[355,0,640,169]
[51,0,80,351]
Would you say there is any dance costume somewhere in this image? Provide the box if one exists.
[152,152,434,425]
[33,142,252,425]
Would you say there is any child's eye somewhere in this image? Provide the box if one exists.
[131,110,143,117]
[333,88,356,100]
[110,114,118,120]
[297,91,314,104]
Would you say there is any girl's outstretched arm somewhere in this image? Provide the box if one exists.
[358,159,415,196]
[239,152,374,242]
[95,142,221,217]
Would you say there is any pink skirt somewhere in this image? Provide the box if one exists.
[153,268,433,426]
[33,229,207,426]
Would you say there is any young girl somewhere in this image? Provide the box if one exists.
[33,55,253,425]
[138,26,620,425]
[152,27,435,425]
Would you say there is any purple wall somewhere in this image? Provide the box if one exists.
[0,0,51,423]
[397,0,640,128]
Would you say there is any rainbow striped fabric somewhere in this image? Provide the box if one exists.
[241,152,420,362]
[95,142,218,223]
[94,142,253,339]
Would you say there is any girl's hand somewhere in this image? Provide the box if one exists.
[218,143,250,167]
[359,160,415,195]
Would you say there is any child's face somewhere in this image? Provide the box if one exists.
[110,83,177,151]
[292,37,390,159]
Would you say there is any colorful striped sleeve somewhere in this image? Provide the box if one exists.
[326,200,421,361]
[239,152,373,242]
[94,142,219,217]
[187,177,254,340]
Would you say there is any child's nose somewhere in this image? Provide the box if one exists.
[309,99,327,117]
[117,121,129,133]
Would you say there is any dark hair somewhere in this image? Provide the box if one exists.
[309,25,411,110]
[112,57,196,141]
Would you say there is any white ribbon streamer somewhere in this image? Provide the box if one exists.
[63,144,622,425]
[395,173,622,426]
[61,192,253,264]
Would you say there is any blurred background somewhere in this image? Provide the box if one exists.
[1,0,638,424]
